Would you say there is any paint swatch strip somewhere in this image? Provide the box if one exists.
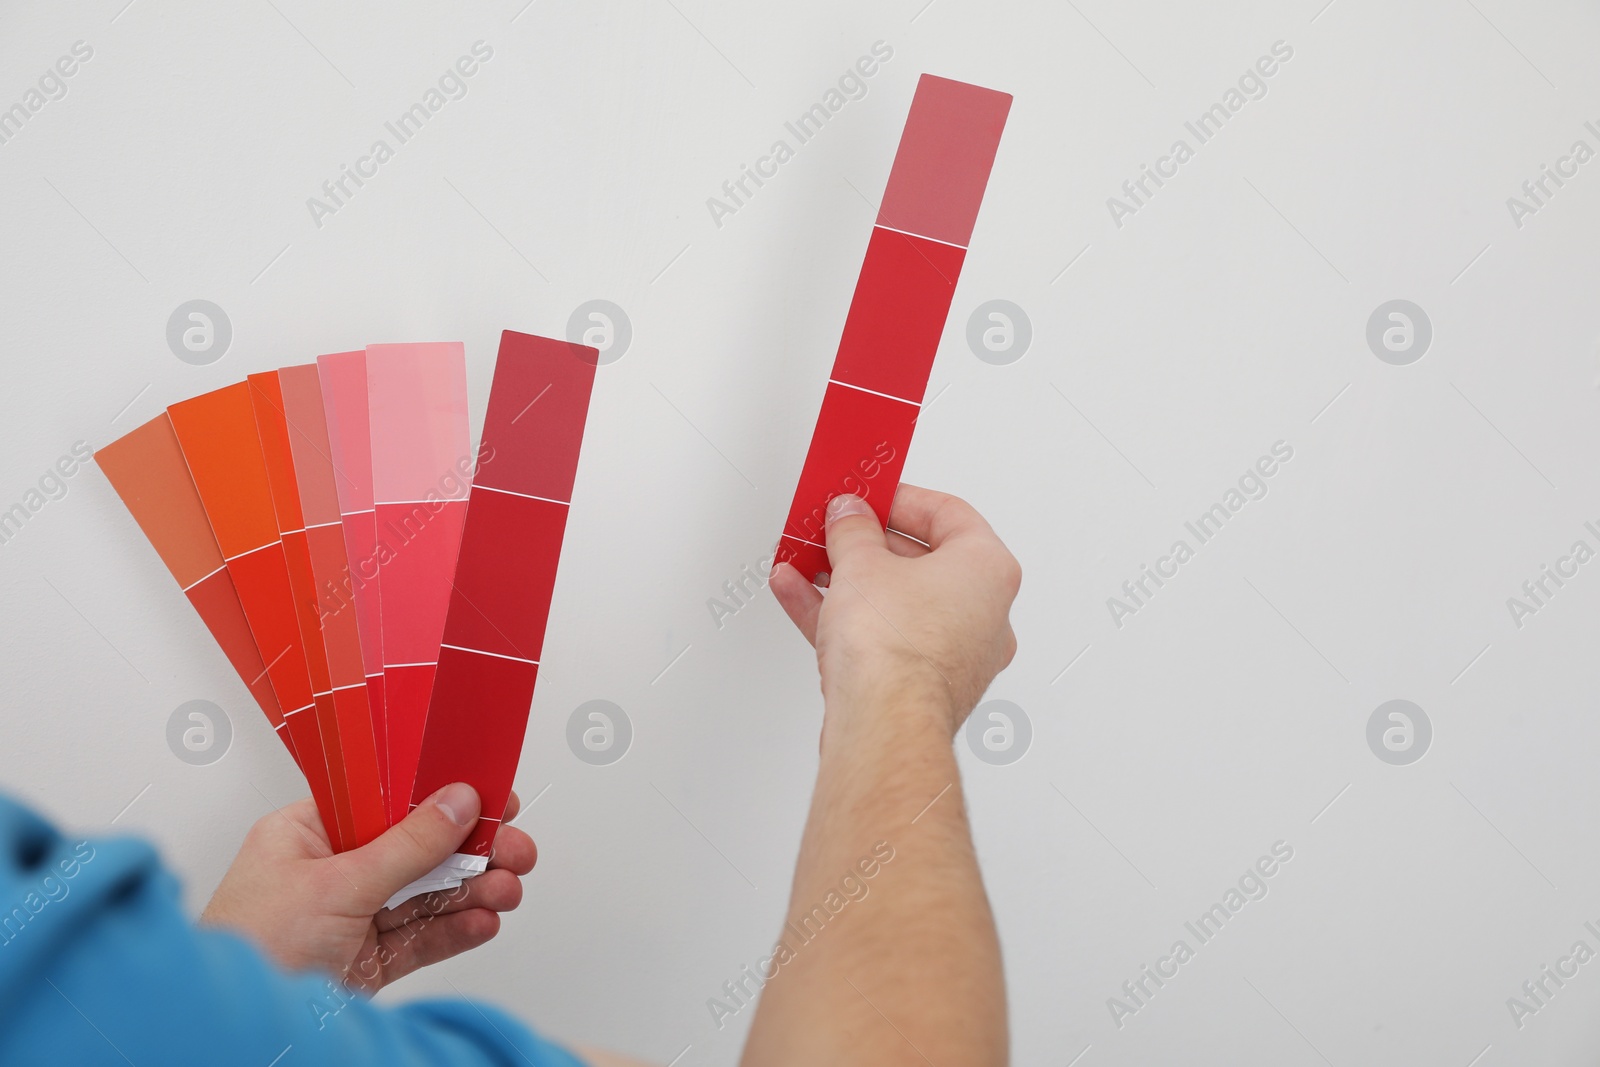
[94,414,290,749]
[409,330,599,860]
[777,73,1011,582]
[366,343,472,825]
[279,364,388,847]
[317,350,390,816]
[168,383,346,848]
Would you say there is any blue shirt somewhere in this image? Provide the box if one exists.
[0,795,585,1067]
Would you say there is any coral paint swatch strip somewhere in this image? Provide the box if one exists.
[92,414,290,747]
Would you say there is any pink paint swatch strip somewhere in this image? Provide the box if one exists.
[366,342,471,821]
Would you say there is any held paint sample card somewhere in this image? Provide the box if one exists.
[317,351,391,807]
[409,332,598,866]
[778,74,1011,582]
[279,364,388,848]
[365,342,471,826]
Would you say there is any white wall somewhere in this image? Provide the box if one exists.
[3,1,1600,1063]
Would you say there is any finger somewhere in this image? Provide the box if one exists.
[369,908,502,987]
[885,528,932,559]
[886,484,992,549]
[487,824,537,875]
[823,494,888,570]
[376,868,523,931]
[769,562,822,645]
[345,782,480,911]
[501,790,521,825]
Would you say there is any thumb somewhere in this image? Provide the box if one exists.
[824,494,887,573]
[347,782,479,909]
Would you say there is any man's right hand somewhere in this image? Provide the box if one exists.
[769,483,1021,737]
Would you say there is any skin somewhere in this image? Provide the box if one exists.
[744,485,1018,1065]
[201,782,536,994]
[207,483,1018,1066]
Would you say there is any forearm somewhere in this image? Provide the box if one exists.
[742,679,1007,1065]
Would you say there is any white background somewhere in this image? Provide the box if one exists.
[3,0,1599,1064]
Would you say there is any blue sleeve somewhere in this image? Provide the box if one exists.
[0,795,586,1067]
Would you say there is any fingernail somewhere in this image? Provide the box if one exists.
[433,782,479,828]
[826,494,872,525]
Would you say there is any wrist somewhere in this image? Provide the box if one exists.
[821,662,958,744]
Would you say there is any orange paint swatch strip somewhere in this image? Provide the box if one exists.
[168,383,343,847]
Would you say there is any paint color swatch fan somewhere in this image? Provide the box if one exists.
[95,332,598,907]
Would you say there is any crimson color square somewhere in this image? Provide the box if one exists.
[410,647,538,857]
[227,543,314,714]
[184,568,285,738]
[876,74,1012,248]
[382,663,436,824]
[474,331,598,501]
[830,227,965,404]
[311,690,351,846]
[782,382,916,552]
[331,683,386,846]
[441,491,566,661]
[373,499,468,663]
[366,671,387,797]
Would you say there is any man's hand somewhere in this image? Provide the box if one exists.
[770,484,1021,734]
[201,782,536,994]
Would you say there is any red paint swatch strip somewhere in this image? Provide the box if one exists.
[409,331,598,857]
[777,74,1011,582]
